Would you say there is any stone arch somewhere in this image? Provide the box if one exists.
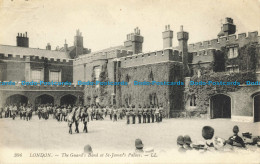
[210,93,231,119]
[60,94,77,106]
[35,94,54,106]
[6,94,28,106]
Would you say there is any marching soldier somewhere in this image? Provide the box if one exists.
[109,105,113,121]
[151,105,155,123]
[138,105,142,124]
[159,104,164,122]
[147,106,151,123]
[126,106,130,124]
[82,106,89,133]
[74,106,81,133]
[155,106,160,122]
[61,105,68,121]
[142,106,147,123]
[133,105,138,124]
[67,108,75,134]
[113,106,118,122]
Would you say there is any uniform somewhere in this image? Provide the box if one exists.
[81,107,89,133]
[146,109,151,123]
[61,107,67,121]
[67,109,75,134]
[142,109,147,123]
[151,108,155,123]
[74,107,81,133]
[155,108,160,122]
[126,109,130,124]
[138,109,142,124]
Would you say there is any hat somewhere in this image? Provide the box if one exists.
[233,125,239,134]
[135,139,144,149]
[202,126,214,140]
[184,135,192,144]
[177,135,184,145]
[84,145,93,153]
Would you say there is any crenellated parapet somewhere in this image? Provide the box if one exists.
[73,48,133,66]
[188,31,259,52]
[0,53,73,65]
[120,48,181,68]
[0,83,84,91]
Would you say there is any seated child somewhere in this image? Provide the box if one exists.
[227,125,245,148]
[202,126,215,152]
[177,135,186,153]
[135,138,144,153]
[183,135,193,150]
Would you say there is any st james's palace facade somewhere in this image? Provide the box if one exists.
[0,18,260,122]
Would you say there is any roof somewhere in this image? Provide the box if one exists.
[0,45,70,59]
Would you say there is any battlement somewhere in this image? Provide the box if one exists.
[0,53,73,64]
[188,31,259,52]
[74,48,133,66]
[0,83,84,91]
[120,48,181,68]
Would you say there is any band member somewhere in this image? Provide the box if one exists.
[151,105,155,123]
[74,106,81,133]
[82,106,89,133]
[67,108,75,134]
[142,106,147,123]
[138,105,142,124]
[147,106,151,123]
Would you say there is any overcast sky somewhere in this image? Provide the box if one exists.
[0,0,259,52]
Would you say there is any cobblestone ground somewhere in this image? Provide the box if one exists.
[0,115,260,163]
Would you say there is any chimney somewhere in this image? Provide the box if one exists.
[16,32,29,47]
[162,24,173,48]
[46,43,51,50]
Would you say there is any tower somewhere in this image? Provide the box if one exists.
[64,39,68,52]
[74,29,84,57]
[177,25,190,76]
[16,32,29,47]
[162,25,173,48]
[124,27,143,54]
[223,17,236,36]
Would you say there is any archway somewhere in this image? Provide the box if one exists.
[6,94,28,106]
[254,94,260,122]
[35,94,54,105]
[60,94,77,106]
[210,94,231,119]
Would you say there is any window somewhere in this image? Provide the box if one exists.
[228,47,239,58]
[197,69,201,78]
[227,65,239,73]
[49,71,61,82]
[190,95,196,106]
[31,69,42,82]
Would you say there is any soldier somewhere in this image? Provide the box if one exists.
[56,106,62,121]
[74,106,81,133]
[159,104,164,122]
[146,106,151,123]
[26,105,31,121]
[67,108,75,134]
[37,105,42,119]
[12,105,18,120]
[138,105,142,124]
[109,105,113,121]
[133,105,138,124]
[113,106,118,122]
[61,105,68,121]
[151,105,155,123]
[142,106,147,123]
[22,104,26,120]
[126,105,130,124]
[82,106,89,133]
[4,105,8,118]
[155,106,160,123]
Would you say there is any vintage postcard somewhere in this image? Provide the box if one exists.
[0,0,260,163]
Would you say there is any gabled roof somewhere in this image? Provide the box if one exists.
[0,45,70,59]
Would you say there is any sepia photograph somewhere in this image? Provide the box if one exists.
[0,0,260,163]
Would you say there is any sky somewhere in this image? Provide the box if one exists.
[0,0,260,52]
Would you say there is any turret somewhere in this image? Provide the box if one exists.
[177,25,190,76]
[162,25,173,49]
[64,39,68,52]
[46,43,51,50]
[16,32,29,47]
[124,27,143,54]
[223,17,236,36]
[74,29,84,57]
